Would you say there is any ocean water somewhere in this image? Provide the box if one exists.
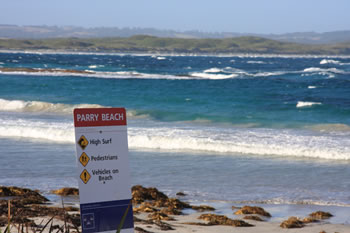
[0,52,350,221]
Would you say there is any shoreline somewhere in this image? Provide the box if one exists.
[1,186,349,233]
[52,194,350,225]
[1,49,350,58]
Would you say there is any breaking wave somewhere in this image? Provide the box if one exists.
[0,118,74,143]
[296,101,322,108]
[190,72,238,79]
[88,65,105,69]
[320,59,341,65]
[1,121,349,160]
[320,59,350,66]
[0,68,188,80]
[203,68,222,73]
[0,98,103,114]
[0,99,150,119]
[1,65,347,81]
[303,67,345,74]
[201,67,286,78]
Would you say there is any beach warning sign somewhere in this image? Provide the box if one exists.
[74,108,134,233]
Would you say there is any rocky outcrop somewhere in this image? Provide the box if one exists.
[280,211,334,229]
[198,214,254,227]
[302,216,319,223]
[0,186,48,207]
[280,217,304,228]
[51,187,79,196]
[191,205,215,212]
[234,206,271,217]
[135,226,154,233]
[132,185,196,217]
[243,215,264,221]
[0,186,80,229]
[132,185,168,204]
[148,212,175,221]
[176,192,186,196]
[133,202,158,214]
[309,211,333,219]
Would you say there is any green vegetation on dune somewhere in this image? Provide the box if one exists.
[0,35,350,55]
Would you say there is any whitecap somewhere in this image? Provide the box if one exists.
[203,68,222,73]
[320,59,340,65]
[247,61,265,64]
[296,101,322,108]
[0,68,192,80]
[88,65,105,68]
[190,72,238,80]
[252,71,286,77]
[303,67,345,74]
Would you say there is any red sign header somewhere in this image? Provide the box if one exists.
[74,108,127,127]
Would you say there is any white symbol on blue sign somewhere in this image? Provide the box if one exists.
[82,213,95,230]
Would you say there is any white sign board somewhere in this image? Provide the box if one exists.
[74,108,134,233]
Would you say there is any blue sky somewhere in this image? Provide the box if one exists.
[1,0,349,34]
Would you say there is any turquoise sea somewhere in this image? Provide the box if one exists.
[0,52,349,223]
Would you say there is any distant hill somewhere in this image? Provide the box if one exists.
[1,25,350,45]
[1,35,350,55]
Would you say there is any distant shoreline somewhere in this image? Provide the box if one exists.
[1,49,350,58]
[1,36,350,56]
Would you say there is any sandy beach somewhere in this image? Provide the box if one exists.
[1,186,349,233]
[4,213,349,233]
[135,213,350,233]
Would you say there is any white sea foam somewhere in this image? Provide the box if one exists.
[303,67,345,74]
[0,69,189,80]
[0,98,103,114]
[1,68,244,80]
[320,59,341,65]
[247,60,265,64]
[0,115,349,160]
[252,71,286,77]
[88,65,104,68]
[190,72,238,79]
[128,126,350,160]
[308,86,317,89]
[194,67,286,78]
[0,118,74,143]
[1,64,346,81]
[0,99,150,120]
[203,68,222,73]
[296,101,322,108]
[156,56,166,60]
